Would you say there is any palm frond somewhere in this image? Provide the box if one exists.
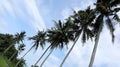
[86,29,94,41]
[93,14,104,34]
[113,7,120,12]
[106,16,115,42]
[113,14,120,22]
[47,20,74,49]
[29,31,46,50]
[14,31,26,44]
[110,0,120,7]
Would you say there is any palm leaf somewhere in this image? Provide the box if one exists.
[113,7,120,12]
[93,14,104,34]
[106,16,115,42]
[110,0,120,7]
[113,14,120,22]
[14,31,26,44]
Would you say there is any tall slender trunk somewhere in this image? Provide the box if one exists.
[8,51,18,61]
[88,33,100,67]
[39,39,59,67]
[89,22,103,67]
[2,43,15,67]
[40,49,54,67]
[60,34,80,67]
[3,44,14,55]
[15,45,34,67]
[34,45,51,66]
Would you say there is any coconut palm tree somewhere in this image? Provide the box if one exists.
[60,6,95,66]
[8,43,25,61]
[3,31,26,55]
[34,19,75,66]
[89,0,120,66]
[15,31,47,67]
[32,31,49,66]
[8,31,26,61]
[40,20,75,67]
[30,30,50,66]
[14,31,26,44]
[0,33,26,67]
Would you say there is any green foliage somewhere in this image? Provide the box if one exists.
[0,55,15,67]
[0,34,16,57]
[0,32,26,67]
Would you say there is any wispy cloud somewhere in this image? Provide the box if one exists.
[61,8,72,19]
[0,0,46,32]
[0,0,46,66]
[0,18,8,32]
[0,0,15,17]
[23,0,46,31]
[1,0,120,67]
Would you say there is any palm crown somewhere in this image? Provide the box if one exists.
[47,20,75,49]
[29,31,47,50]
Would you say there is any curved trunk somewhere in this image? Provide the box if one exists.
[89,22,103,67]
[34,45,51,66]
[60,34,80,67]
[15,45,34,67]
[40,49,54,67]
[8,51,18,61]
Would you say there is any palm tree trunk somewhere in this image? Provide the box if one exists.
[40,49,54,67]
[89,23,103,67]
[34,45,51,66]
[60,34,80,67]
[88,33,100,67]
[8,51,18,61]
[3,44,14,55]
[15,45,34,67]
[39,39,59,67]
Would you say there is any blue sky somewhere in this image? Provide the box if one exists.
[1,0,120,67]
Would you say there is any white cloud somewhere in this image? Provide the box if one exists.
[43,54,60,67]
[61,8,72,19]
[0,0,46,31]
[70,0,95,11]
[50,55,60,62]
[0,18,8,32]
[1,0,15,17]
[61,39,93,67]
[63,25,120,67]
[0,0,46,66]
[61,0,96,20]
[23,0,46,31]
